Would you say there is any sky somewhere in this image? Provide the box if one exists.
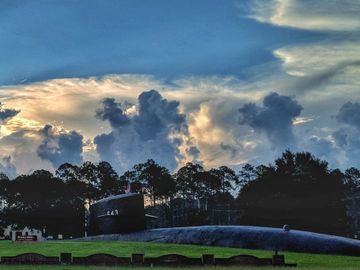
[0,0,359,176]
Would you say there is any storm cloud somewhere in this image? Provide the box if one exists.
[336,101,360,130]
[0,103,20,122]
[94,90,196,173]
[333,128,360,167]
[37,124,84,168]
[96,98,130,129]
[238,92,303,151]
[332,101,360,167]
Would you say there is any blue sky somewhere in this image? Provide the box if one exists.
[0,0,359,175]
[0,0,323,85]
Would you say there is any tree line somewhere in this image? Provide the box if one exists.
[0,150,359,238]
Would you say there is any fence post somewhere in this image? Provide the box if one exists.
[60,253,72,265]
[202,254,214,265]
[272,254,285,266]
[131,253,144,266]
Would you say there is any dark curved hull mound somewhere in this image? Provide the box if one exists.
[84,225,360,256]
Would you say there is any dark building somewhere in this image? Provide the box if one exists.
[88,193,145,235]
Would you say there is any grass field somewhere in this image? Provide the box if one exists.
[0,240,359,269]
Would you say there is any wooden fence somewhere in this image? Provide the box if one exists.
[0,252,297,267]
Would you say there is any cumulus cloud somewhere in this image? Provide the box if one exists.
[186,146,200,160]
[220,143,239,160]
[0,74,353,172]
[37,124,84,168]
[333,128,360,168]
[304,136,339,168]
[94,90,196,173]
[331,101,360,168]
[188,98,264,169]
[0,75,166,140]
[0,74,269,140]
[96,98,130,129]
[336,102,360,130]
[307,137,335,158]
[238,92,303,151]
[249,0,360,31]
[0,127,54,175]
[0,75,269,173]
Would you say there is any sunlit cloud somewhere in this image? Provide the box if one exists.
[274,42,360,77]
[0,74,268,174]
[249,0,360,31]
[293,117,314,125]
[0,74,268,140]
[188,99,263,168]
[0,67,358,174]
[273,41,360,107]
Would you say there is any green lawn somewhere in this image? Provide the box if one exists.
[0,240,359,269]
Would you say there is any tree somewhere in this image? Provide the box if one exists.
[56,163,80,183]
[2,169,96,237]
[57,161,126,200]
[123,159,176,205]
[343,167,360,193]
[0,173,9,231]
[79,161,100,189]
[238,163,257,187]
[119,170,140,193]
[237,151,350,236]
[0,173,9,198]
[209,166,239,196]
[174,162,205,200]
[343,167,360,234]
[97,161,125,196]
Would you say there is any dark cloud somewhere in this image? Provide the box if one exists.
[335,101,360,130]
[186,146,200,159]
[332,101,360,168]
[94,90,194,173]
[134,90,186,140]
[333,128,360,168]
[96,98,130,129]
[220,143,239,159]
[238,92,303,150]
[292,60,360,93]
[0,103,20,122]
[93,132,115,162]
[333,129,348,148]
[37,124,83,168]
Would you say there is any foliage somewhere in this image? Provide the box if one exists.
[0,150,358,237]
[121,159,176,205]
[237,151,350,236]
[1,161,127,237]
